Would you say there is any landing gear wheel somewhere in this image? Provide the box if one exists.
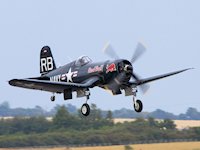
[50,96,55,101]
[134,99,143,112]
[81,103,90,116]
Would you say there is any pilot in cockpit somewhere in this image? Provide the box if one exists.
[75,55,92,66]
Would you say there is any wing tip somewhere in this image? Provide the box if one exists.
[184,68,194,72]
[8,79,18,86]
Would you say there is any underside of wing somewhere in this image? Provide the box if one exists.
[129,68,192,86]
[9,76,100,93]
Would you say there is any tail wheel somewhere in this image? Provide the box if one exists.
[50,96,55,101]
[134,99,143,112]
[81,103,90,116]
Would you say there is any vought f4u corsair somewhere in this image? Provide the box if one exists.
[9,43,192,116]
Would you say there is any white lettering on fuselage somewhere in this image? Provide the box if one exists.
[50,75,61,82]
[50,68,78,83]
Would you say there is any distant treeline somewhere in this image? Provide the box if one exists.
[0,101,200,120]
[0,105,200,147]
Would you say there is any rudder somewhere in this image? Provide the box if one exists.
[40,46,56,75]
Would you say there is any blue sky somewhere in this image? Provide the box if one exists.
[0,0,199,114]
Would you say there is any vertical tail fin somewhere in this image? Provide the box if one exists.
[40,46,56,75]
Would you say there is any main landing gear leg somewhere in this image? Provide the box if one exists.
[50,93,55,102]
[81,90,91,116]
[132,88,143,112]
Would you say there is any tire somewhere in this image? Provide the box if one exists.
[134,99,143,112]
[51,96,55,101]
[81,103,90,116]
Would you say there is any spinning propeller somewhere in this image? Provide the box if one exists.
[102,42,150,94]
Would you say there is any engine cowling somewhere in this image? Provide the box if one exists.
[104,60,133,95]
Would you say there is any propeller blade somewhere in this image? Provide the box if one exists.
[102,42,120,60]
[132,72,150,94]
[130,42,146,64]
[139,83,150,94]
[132,72,140,81]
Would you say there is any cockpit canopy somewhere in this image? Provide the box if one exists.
[75,55,92,66]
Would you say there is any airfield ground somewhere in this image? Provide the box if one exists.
[0,142,200,150]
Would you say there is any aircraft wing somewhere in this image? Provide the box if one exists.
[9,76,100,93]
[129,68,192,86]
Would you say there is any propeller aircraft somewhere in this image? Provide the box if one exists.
[9,43,192,116]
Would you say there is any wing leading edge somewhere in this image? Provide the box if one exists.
[129,68,193,86]
[9,76,100,93]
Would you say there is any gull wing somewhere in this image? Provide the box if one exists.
[129,68,192,86]
[9,76,100,93]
